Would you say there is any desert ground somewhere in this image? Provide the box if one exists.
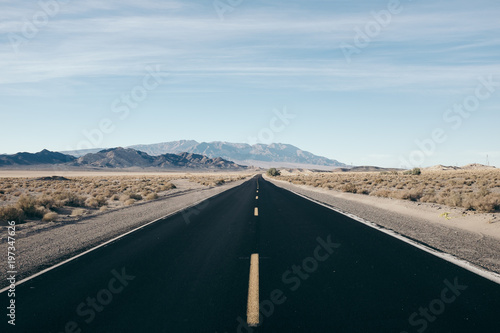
[275,168,500,213]
[0,171,252,226]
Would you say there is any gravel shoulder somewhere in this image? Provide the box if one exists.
[0,177,252,288]
[265,175,500,275]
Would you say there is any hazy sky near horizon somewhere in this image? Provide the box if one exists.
[1,0,499,167]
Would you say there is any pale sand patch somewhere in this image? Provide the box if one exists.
[0,170,252,178]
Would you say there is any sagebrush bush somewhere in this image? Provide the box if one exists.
[0,206,25,223]
[267,168,281,177]
[71,208,86,217]
[124,199,135,206]
[214,179,225,186]
[85,195,107,208]
[16,194,45,218]
[55,192,86,207]
[42,212,58,222]
[145,193,158,201]
[341,183,357,193]
[129,193,142,201]
[36,194,60,209]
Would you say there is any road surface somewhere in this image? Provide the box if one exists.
[2,175,500,332]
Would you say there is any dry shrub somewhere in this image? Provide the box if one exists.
[55,192,86,207]
[398,189,423,202]
[145,193,159,201]
[0,206,25,223]
[129,193,142,201]
[214,179,225,186]
[124,199,135,206]
[71,208,86,217]
[358,188,370,195]
[119,194,130,202]
[16,194,45,218]
[42,212,59,222]
[341,183,357,193]
[103,189,117,198]
[85,196,107,208]
[462,193,500,213]
[36,194,60,209]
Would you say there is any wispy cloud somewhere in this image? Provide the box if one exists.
[1,1,499,94]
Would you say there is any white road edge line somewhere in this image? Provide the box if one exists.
[247,253,260,327]
[0,184,249,294]
[287,189,500,286]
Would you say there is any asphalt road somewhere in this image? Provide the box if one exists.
[2,175,500,332]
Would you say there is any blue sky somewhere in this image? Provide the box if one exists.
[1,0,499,167]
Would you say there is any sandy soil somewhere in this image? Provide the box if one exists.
[265,175,500,275]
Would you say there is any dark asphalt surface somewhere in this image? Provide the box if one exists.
[2,175,500,332]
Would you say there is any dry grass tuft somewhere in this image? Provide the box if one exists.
[42,212,59,222]
[0,206,25,223]
[145,192,159,201]
[124,199,136,206]
[71,208,86,217]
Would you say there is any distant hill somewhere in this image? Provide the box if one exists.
[425,164,496,171]
[331,166,404,173]
[73,148,244,169]
[0,149,76,166]
[128,140,346,169]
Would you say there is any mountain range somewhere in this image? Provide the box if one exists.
[0,149,76,166]
[63,140,346,169]
[75,148,243,169]
[0,148,243,170]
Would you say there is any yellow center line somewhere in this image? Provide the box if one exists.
[254,207,259,216]
[256,196,259,200]
[247,253,260,327]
